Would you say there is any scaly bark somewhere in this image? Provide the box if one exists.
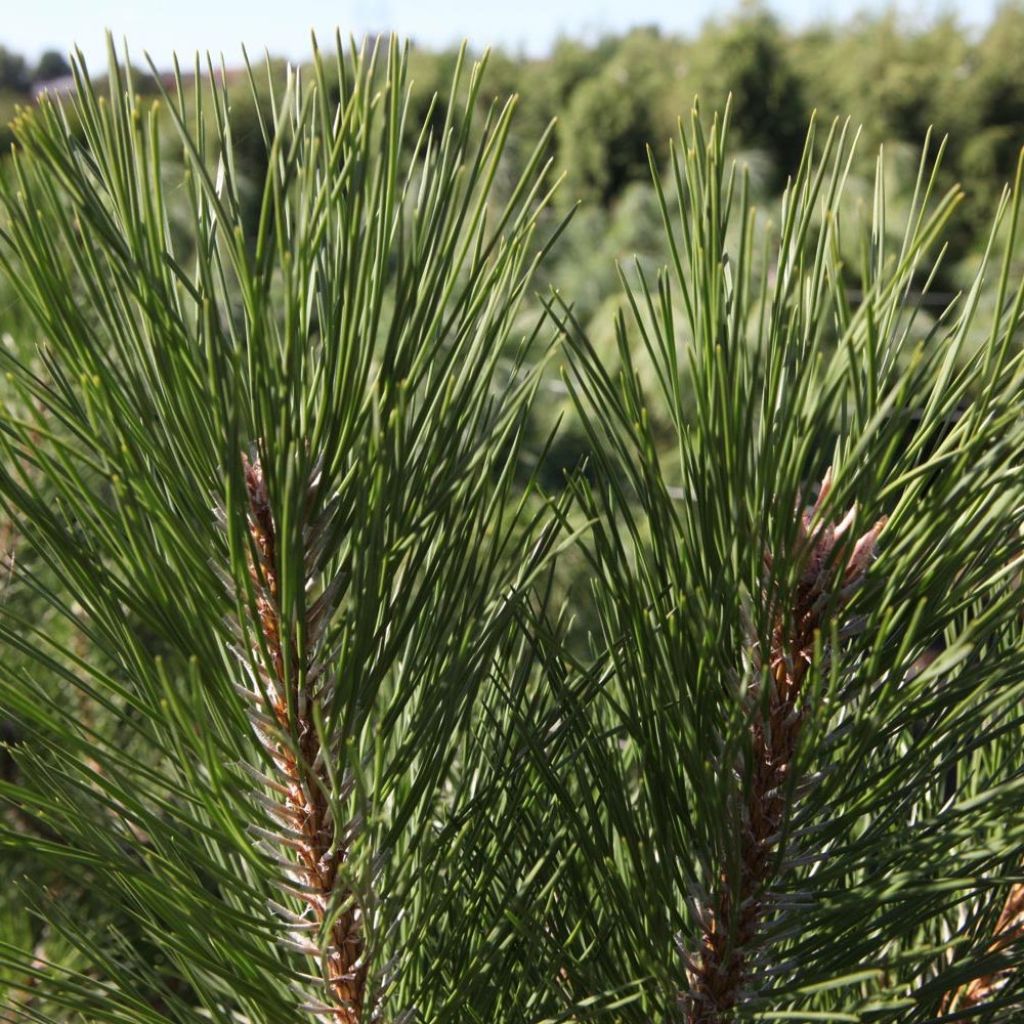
[240,453,366,1021]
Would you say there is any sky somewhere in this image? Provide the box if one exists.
[2,0,1005,70]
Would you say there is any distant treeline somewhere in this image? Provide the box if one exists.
[400,2,1024,214]
[5,4,1024,204]
[3,4,1024,341]
[0,46,70,93]
[6,4,1024,196]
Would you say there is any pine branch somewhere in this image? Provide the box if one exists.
[238,452,366,1021]
[684,470,885,1022]
[0,938,45,1023]
[0,35,568,1020]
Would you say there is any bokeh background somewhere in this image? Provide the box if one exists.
[4,1,1024,344]
[4,0,1024,475]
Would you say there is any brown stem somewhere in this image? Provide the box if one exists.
[684,471,885,1023]
[0,517,14,589]
[942,882,1024,1015]
[242,454,366,1021]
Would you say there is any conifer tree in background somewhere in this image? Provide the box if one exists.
[3,33,1024,1024]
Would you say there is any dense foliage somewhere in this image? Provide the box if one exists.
[2,13,1024,1024]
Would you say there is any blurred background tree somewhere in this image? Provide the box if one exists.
[32,49,71,83]
[677,2,808,187]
